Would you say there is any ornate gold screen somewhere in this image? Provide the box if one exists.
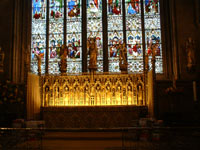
[41,73,146,107]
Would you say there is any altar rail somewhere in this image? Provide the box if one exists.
[40,73,147,107]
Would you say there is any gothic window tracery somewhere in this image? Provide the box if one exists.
[31,0,163,74]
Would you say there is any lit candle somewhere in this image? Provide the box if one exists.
[193,81,197,101]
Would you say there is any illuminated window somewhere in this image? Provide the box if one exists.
[87,0,103,72]
[49,0,64,74]
[67,0,82,73]
[31,0,47,74]
[107,0,123,72]
[31,0,163,74]
[125,0,143,73]
[144,0,163,73]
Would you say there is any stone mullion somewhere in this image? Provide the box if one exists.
[45,0,50,74]
[82,0,87,72]
[102,0,108,72]
[122,0,126,44]
[64,0,67,46]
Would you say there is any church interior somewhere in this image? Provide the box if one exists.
[0,0,200,149]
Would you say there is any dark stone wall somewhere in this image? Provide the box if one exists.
[154,0,200,124]
[0,0,28,126]
[174,0,200,80]
[0,0,14,81]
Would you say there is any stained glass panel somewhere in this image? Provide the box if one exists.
[31,0,163,75]
[107,0,123,72]
[144,0,162,73]
[67,0,82,73]
[31,0,47,74]
[48,0,64,74]
[49,0,64,19]
[32,0,46,20]
[125,0,143,73]
[125,0,140,15]
[87,0,103,72]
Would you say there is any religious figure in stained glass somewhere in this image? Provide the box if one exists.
[33,0,46,19]
[145,0,159,13]
[31,0,163,75]
[147,36,160,56]
[127,0,140,15]
[108,0,121,15]
[49,39,61,58]
[108,31,123,72]
[68,0,80,17]
[144,0,162,72]
[32,40,45,59]
[67,34,81,59]
[67,0,82,73]
[49,36,63,59]
[88,0,101,17]
[50,0,63,18]
[127,34,142,57]
[107,0,123,72]
[109,36,122,58]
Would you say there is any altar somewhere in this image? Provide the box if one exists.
[27,61,155,128]
[42,106,147,128]
[26,36,156,128]
[39,72,149,128]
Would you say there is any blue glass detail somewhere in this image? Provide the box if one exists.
[127,4,136,14]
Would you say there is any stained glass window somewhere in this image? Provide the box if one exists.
[67,0,82,73]
[48,0,64,74]
[31,0,47,74]
[144,0,162,73]
[87,0,103,72]
[125,0,143,73]
[31,0,163,74]
[107,0,123,72]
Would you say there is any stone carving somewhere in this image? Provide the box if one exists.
[185,37,196,72]
[119,43,128,73]
[87,37,98,71]
[35,52,41,75]
[59,45,68,74]
[41,74,146,107]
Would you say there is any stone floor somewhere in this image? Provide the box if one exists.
[1,127,200,150]
[42,131,123,150]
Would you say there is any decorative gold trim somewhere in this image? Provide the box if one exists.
[41,73,146,107]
